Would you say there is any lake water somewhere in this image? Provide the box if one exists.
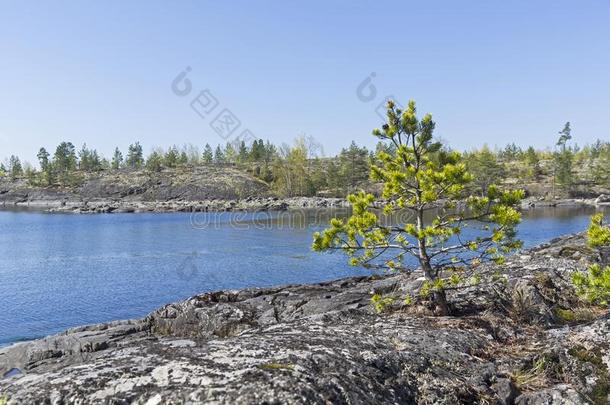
[0,206,608,347]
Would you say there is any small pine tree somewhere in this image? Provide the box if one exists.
[572,214,610,306]
[313,100,524,315]
[572,264,610,306]
[553,122,574,192]
[78,143,91,171]
[126,142,144,169]
[53,142,77,174]
[237,141,249,163]
[250,139,265,161]
[202,144,214,163]
[164,146,179,168]
[590,141,610,187]
[338,141,370,193]
[500,143,522,161]
[262,141,277,165]
[145,151,164,172]
[111,147,123,170]
[214,145,225,163]
[587,214,610,249]
[224,142,237,163]
[37,148,50,172]
[8,155,23,180]
[523,146,542,180]
[465,145,505,196]
[178,151,189,166]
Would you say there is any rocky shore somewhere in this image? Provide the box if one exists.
[1,233,609,404]
[0,167,353,213]
[0,196,348,214]
[50,196,350,214]
[520,195,610,210]
[2,194,609,215]
[1,167,609,215]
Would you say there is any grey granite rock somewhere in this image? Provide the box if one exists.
[515,385,586,405]
[492,378,520,405]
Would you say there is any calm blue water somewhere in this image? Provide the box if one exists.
[0,206,607,346]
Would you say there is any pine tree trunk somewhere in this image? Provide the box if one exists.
[599,247,610,267]
[432,289,450,316]
[418,238,450,316]
[420,260,450,316]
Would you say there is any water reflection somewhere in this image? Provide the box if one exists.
[190,205,608,230]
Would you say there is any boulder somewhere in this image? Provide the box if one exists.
[595,194,610,204]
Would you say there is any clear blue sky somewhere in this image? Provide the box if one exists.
[1,1,609,165]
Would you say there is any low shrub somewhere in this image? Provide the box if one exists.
[572,264,610,306]
[587,213,610,248]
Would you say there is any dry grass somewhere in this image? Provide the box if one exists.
[258,363,295,371]
[555,307,601,324]
[509,354,564,391]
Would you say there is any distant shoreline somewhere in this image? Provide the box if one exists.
[2,165,608,214]
[0,196,350,214]
[1,195,608,214]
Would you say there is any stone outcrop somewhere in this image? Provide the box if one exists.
[1,234,609,404]
[0,167,351,213]
[0,166,270,213]
[2,167,609,214]
[520,196,610,209]
[48,196,348,214]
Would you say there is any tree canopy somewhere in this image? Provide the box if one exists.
[313,100,524,314]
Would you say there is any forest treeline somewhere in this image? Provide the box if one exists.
[1,122,609,198]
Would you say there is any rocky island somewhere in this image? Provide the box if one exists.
[1,233,608,404]
[0,166,355,213]
[1,166,608,214]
